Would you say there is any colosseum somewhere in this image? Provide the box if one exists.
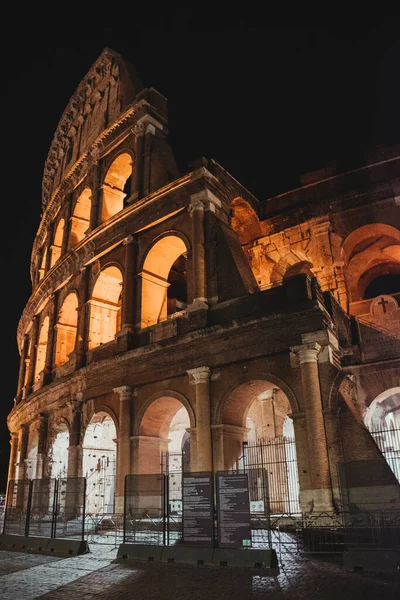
[6,47,400,530]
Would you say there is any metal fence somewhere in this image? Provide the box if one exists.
[369,426,400,484]
[2,477,86,540]
[242,438,301,515]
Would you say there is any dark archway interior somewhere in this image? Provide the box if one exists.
[364,274,400,299]
[167,254,187,313]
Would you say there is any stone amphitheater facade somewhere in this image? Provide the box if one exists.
[7,48,400,514]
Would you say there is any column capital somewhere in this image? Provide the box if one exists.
[187,366,210,384]
[290,342,321,364]
[189,189,222,213]
[113,385,133,399]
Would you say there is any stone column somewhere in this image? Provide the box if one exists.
[88,162,101,231]
[133,122,145,201]
[35,412,49,479]
[43,293,58,384]
[7,432,19,485]
[15,425,29,508]
[25,315,40,394]
[67,400,83,479]
[74,266,90,368]
[114,385,133,512]
[15,334,30,402]
[61,196,72,255]
[66,399,83,517]
[45,225,54,272]
[121,235,137,332]
[187,367,212,472]
[188,196,207,308]
[291,343,334,512]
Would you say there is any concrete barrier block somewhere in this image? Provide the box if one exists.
[212,548,279,573]
[117,543,164,562]
[0,534,89,557]
[343,549,400,572]
[161,545,214,565]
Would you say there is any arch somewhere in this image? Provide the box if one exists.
[69,188,91,248]
[54,292,78,366]
[88,265,123,350]
[83,404,119,438]
[215,375,300,511]
[49,420,69,479]
[82,410,117,513]
[342,224,400,302]
[270,250,314,284]
[34,315,49,381]
[50,219,65,268]
[230,198,262,244]
[135,390,193,477]
[38,246,48,281]
[359,263,400,299]
[101,152,133,222]
[26,428,39,480]
[140,234,189,327]
[215,372,299,425]
[364,387,400,431]
[134,390,195,436]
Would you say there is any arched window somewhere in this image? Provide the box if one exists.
[141,235,188,327]
[69,188,91,248]
[50,219,65,268]
[34,316,49,381]
[54,293,78,366]
[88,266,123,350]
[38,246,48,281]
[100,153,133,222]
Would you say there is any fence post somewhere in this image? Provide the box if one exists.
[24,480,33,537]
[260,441,272,549]
[81,478,87,542]
[123,475,127,543]
[162,474,167,547]
[2,480,11,534]
[51,479,58,539]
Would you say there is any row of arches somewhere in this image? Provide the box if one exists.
[38,152,135,282]
[25,233,189,387]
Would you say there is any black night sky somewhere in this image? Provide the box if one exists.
[1,13,400,490]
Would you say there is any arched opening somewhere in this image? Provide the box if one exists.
[50,219,65,268]
[137,397,191,515]
[101,153,133,222]
[49,422,69,479]
[342,224,400,303]
[364,273,400,299]
[230,198,262,244]
[69,188,91,248]
[54,293,78,366]
[34,316,49,382]
[283,261,314,279]
[25,429,39,481]
[141,235,188,327]
[38,246,47,281]
[364,387,400,483]
[88,266,123,350]
[82,412,117,514]
[220,380,300,514]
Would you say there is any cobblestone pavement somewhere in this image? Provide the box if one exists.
[0,544,399,599]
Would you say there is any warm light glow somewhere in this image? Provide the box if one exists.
[54,293,78,366]
[88,266,123,349]
[141,235,187,327]
[50,219,65,268]
[34,315,49,381]
[69,188,91,248]
[101,153,133,222]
